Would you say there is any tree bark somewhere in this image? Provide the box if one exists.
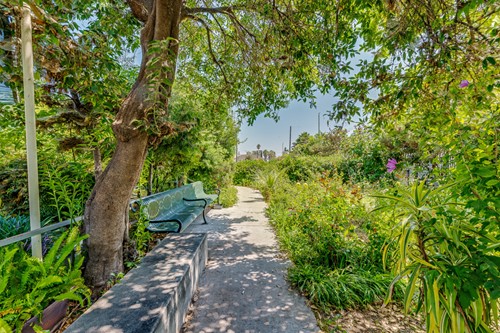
[83,0,183,291]
[148,162,153,195]
[92,146,103,180]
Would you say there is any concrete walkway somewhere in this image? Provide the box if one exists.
[183,186,319,333]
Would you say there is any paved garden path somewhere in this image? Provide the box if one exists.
[183,186,319,333]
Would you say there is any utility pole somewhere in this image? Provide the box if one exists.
[289,126,292,152]
[318,113,321,134]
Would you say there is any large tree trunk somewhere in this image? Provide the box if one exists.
[83,0,183,291]
[83,134,148,289]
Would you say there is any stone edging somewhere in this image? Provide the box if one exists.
[65,233,207,333]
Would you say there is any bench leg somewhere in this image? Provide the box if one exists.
[202,208,208,224]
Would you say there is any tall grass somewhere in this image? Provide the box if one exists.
[289,264,402,310]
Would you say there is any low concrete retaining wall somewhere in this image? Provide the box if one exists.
[66,233,207,333]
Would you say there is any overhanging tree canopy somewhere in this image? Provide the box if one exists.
[6,0,496,294]
[4,0,366,290]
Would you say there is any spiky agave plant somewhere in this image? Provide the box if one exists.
[374,181,499,333]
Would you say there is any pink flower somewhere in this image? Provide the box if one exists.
[386,158,398,173]
[459,80,469,88]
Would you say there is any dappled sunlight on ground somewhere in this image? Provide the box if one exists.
[329,304,425,333]
[183,187,318,333]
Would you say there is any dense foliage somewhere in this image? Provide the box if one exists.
[0,0,498,331]
[0,227,90,331]
[246,119,499,331]
[376,181,499,332]
[265,173,403,310]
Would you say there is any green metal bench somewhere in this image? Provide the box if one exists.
[130,182,219,233]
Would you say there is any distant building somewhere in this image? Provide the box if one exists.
[235,150,276,162]
[236,154,248,162]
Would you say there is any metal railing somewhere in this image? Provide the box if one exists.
[0,216,82,248]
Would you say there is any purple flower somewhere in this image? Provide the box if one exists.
[459,80,469,88]
[386,158,398,173]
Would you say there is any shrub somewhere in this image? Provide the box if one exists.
[41,162,94,222]
[376,181,500,332]
[0,215,59,255]
[254,168,286,201]
[128,209,153,260]
[276,155,337,183]
[218,186,238,207]
[266,175,398,310]
[0,159,29,215]
[0,160,94,221]
[0,215,30,240]
[233,159,267,186]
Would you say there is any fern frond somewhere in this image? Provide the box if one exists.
[53,234,88,272]
[33,275,63,290]
[43,229,68,271]
[53,292,84,305]
[21,258,44,290]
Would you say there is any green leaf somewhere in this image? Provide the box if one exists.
[44,229,68,271]
[485,57,496,66]
[475,166,496,178]
[486,179,499,187]
[0,317,12,333]
[53,292,84,305]
[34,275,63,290]
[404,264,421,313]
[471,298,483,330]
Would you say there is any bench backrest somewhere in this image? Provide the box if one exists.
[132,186,187,220]
[131,182,212,220]
[182,181,207,199]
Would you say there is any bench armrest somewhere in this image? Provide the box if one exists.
[183,198,208,207]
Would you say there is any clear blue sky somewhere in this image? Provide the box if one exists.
[237,43,371,156]
[238,93,346,156]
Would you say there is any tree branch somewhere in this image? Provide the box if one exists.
[456,20,499,49]
[183,6,242,17]
[127,0,153,23]
[186,14,229,85]
[183,5,257,43]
